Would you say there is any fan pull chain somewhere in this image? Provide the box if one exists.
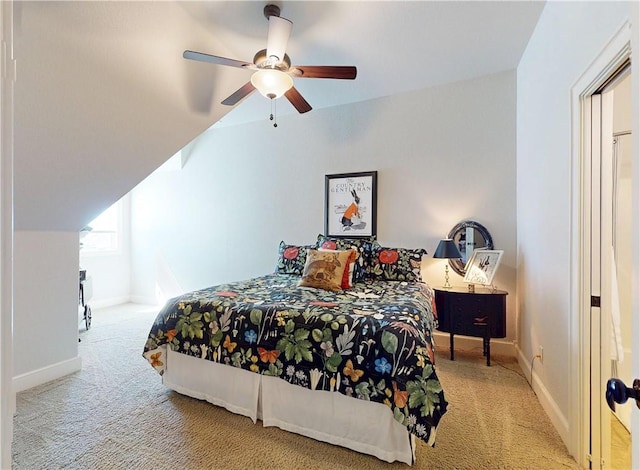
[269,97,278,128]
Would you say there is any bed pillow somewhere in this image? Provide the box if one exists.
[315,235,375,282]
[298,249,354,292]
[275,241,315,275]
[369,243,427,282]
[318,248,358,289]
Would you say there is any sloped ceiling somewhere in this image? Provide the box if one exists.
[13,1,544,231]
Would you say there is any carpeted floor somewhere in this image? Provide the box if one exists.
[12,303,579,469]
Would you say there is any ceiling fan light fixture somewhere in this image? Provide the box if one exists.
[250,69,293,99]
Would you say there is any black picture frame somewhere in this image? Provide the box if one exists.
[324,171,377,238]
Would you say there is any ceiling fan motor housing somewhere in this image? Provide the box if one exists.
[253,49,291,71]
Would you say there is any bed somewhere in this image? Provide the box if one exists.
[143,237,448,465]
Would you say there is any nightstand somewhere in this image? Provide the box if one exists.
[434,287,507,366]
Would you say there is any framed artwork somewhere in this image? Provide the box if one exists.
[324,171,377,238]
[463,249,504,286]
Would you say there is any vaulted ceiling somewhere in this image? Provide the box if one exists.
[13,1,544,231]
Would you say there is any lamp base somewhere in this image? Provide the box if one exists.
[443,265,451,289]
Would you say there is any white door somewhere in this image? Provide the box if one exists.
[590,70,634,470]
[0,2,15,468]
[608,129,633,468]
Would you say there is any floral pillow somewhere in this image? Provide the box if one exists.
[316,235,375,282]
[298,249,355,292]
[318,248,358,289]
[275,241,315,275]
[369,243,427,282]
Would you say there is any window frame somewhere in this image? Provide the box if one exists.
[80,200,123,256]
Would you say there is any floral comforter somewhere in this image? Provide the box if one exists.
[143,274,448,446]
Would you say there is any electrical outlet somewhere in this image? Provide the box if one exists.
[538,345,544,364]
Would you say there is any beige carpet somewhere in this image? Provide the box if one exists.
[12,303,578,470]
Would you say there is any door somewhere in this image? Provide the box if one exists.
[607,129,633,469]
[590,69,633,470]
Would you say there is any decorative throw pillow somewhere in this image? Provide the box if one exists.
[315,235,375,282]
[275,241,315,275]
[369,243,427,282]
[298,249,354,292]
[318,248,358,289]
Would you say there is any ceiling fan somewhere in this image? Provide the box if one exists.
[183,4,357,120]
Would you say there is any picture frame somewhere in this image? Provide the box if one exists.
[324,171,377,238]
[463,249,504,286]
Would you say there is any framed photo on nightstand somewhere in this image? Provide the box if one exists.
[463,249,503,285]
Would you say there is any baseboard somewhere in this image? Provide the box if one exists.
[88,296,132,310]
[88,296,162,310]
[13,356,82,393]
[516,345,570,450]
[129,294,159,306]
[433,331,516,358]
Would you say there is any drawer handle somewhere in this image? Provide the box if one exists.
[474,316,488,324]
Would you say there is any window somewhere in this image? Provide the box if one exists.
[81,200,121,254]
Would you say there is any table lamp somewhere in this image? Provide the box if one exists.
[433,239,462,288]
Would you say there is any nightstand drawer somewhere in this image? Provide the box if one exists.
[448,294,506,338]
[451,313,492,337]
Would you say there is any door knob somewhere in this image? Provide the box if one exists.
[605,378,640,411]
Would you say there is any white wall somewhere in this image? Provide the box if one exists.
[13,230,81,391]
[79,195,131,309]
[131,70,518,340]
[516,0,631,455]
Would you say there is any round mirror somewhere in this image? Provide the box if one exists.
[447,220,494,276]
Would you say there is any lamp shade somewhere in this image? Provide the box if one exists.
[433,239,462,259]
[250,69,293,99]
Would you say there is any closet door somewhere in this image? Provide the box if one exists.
[592,72,633,470]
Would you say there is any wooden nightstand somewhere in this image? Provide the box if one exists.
[434,287,507,366]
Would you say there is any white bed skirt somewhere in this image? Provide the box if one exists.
[163,349,415,465]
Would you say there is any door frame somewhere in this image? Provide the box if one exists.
[570,21,633,469]
[0,1,14,467]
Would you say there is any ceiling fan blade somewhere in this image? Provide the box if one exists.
[221,82,256,106]
[183,50,254,70]
[266,15,293,62]
[290,66,357,80]
[285,87,312,114]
